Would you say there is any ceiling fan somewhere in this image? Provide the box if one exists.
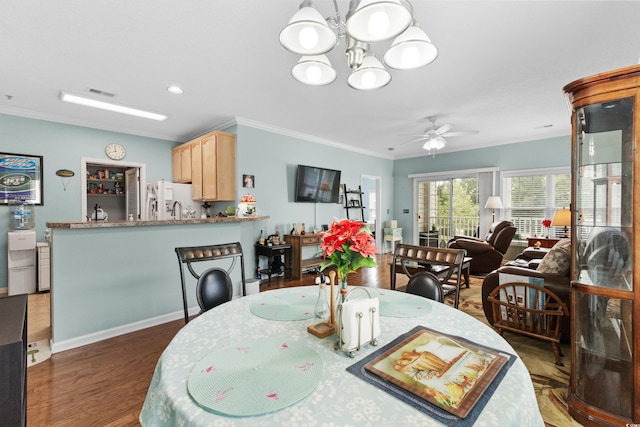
[401,116,479,152]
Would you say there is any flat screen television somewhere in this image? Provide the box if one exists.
[295,164,341,203]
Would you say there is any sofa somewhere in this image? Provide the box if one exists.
[481,238,571,341]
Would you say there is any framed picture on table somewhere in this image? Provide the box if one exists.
[0,152,44,205]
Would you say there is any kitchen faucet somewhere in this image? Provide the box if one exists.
[170,200,182,220]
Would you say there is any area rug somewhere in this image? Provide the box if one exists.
[27,340,52,367]
[400,277,582,427]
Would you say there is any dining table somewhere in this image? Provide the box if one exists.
[140,286,544,426]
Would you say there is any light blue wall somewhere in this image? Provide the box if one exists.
[0,113,396,346]
[392,136,571,240]
[0,113,175,288]
[0,111,571,346]
[231,124,395,261]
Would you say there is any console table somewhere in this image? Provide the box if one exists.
[254,243,292,284]
[526,237,559,248]
[284,234,323,280]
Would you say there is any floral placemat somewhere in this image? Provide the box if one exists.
[188,337,323,416]
[370,289,434,318]
[249,291,316,321]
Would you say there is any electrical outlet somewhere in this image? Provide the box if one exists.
[403,209,409,214]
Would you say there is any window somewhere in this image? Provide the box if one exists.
[501,167,570,240]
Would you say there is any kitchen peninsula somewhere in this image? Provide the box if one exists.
[46,216,267,353]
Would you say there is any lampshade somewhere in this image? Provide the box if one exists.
[291,55,337,85]
[484,196,503,209]
[551,208,571,227]
[383,25,438,70]
[347,55,391,90]
[346,0,412,43]
[279,6,337,55]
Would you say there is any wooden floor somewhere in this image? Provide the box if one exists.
[26,253,404,427]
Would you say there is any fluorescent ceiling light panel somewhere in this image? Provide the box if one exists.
[58,91,168,121]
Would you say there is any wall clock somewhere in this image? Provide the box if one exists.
[105,143,126,160]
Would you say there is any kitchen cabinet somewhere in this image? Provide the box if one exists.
[191,130,236,202]
[171,143,192,183]
[564,64,640,426]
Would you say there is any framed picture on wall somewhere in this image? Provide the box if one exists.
[0,152,44,205]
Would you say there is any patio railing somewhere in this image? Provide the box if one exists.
[419,215,563,247]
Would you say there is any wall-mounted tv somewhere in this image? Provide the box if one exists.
[295,164,341,203]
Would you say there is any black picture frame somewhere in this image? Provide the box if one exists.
[350,199,360,207]
[243,174,254,188]
[0,152,44,205]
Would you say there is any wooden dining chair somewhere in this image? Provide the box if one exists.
[405,271,444,303]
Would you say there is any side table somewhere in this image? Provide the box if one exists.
[383,227,403,253]
[254,243,292,284]
[526,237,560,248]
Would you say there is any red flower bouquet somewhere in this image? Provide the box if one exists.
[319,219,378,299]
[542,218,552,237]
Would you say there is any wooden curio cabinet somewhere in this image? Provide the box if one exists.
[564,65,640,426]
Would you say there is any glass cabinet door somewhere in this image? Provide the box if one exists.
[572,97,634,420]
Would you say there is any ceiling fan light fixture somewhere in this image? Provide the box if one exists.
[292,55,337,85]
[279,4,337,55]
[384,25,438,69]
[422,135,446,151]
[346,0,412,43]
[347,55,391,90]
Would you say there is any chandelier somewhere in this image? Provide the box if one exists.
[279,0,438,90]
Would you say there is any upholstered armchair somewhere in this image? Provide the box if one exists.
[481,239,572,341]
[447,220,517,274]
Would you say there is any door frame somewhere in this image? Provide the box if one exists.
[409,167,497,246]
[361,174,382,251]
[81,157,146,221]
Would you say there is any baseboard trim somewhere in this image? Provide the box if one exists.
[0,288,7,297]
[51,306,200,353]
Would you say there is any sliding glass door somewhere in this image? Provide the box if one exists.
[417,177,480,247]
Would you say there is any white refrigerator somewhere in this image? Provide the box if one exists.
[146,180,199,220]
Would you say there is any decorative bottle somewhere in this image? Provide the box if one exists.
[314,276,329,321]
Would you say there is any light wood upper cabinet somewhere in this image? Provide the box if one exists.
[171,143,192,183]
[191,130,236,202]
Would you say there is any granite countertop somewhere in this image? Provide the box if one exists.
[47,215,269,229]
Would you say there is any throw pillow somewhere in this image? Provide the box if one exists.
[537,238,571,276]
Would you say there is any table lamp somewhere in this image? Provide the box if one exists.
[551,208,571,238]
[485,196,503,223]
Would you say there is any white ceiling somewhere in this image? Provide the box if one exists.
[1,1,639,159]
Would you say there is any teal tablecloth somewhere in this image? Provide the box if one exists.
[140,286,544,426]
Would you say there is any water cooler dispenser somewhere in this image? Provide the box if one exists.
[8,201,36,295]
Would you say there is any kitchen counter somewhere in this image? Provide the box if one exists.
[46,215,269,229]
[47,215,269,352]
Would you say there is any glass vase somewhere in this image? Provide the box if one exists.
[338,275,349,303]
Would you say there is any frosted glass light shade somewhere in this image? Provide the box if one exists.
[292,55,337,86]
[347,55,391,90]
[384,25,438,70]
[346,0,411,43]
[422,136,446,151]
[279,7,337,55]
